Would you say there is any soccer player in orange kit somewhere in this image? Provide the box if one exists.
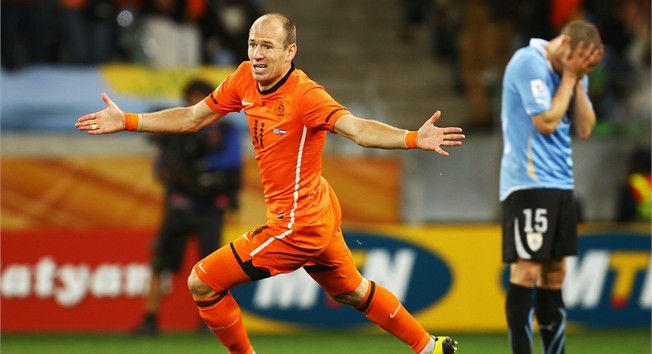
[76,12,464,354]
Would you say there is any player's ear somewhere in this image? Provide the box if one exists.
[287,43,297,61]
[559,34,570,47]
[554,34,572,57]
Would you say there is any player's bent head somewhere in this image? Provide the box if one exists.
[560,20,602,50]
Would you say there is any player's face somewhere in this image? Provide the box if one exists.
[247,18,295,91]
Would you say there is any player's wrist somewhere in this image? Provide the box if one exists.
[124,113,142,131]
[562,71,579,83]
[404,130,418,149]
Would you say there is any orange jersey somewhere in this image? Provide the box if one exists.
[205,62,350,225]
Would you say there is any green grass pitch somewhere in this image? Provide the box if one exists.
[2,330,650,354]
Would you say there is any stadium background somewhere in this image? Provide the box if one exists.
[1,0,650,353]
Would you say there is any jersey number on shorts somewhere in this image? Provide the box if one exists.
[522,208,548,233]
[522,208,548,252]
[523,208,548,234]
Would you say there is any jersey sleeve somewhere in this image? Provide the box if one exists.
[299,85,350,132]
[510,53,551,117]
[204,63,247,114]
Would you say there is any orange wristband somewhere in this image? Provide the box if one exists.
[124,113,141,131]
[405,131,418,149]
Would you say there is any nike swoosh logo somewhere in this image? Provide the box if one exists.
[241,99,253,106]
[539,322,556,331]
[389,304,401,319]
[198,263,208,274]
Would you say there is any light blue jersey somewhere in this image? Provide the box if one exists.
[499,39,590,201]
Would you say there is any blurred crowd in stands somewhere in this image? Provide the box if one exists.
[1,0,262,69]
[2,0,649,139]
[397,0,651,137]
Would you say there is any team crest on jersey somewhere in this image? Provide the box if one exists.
[272,100,286,118]
[530,79,547,98]
[526,232,543,251]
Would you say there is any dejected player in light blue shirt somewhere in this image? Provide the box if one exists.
[499,20,603,354]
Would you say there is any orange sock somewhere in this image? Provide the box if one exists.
[357,281,431,353]
[196,292,253,354]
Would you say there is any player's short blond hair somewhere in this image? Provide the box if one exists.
[561,20,602,50]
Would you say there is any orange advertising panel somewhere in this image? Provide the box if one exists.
[1,155,400,230]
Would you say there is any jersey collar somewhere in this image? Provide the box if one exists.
[258,62,296,95]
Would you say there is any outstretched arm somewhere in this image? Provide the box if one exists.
[75,93,224,135]
[333,111,465,156]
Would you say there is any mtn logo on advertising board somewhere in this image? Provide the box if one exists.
[565,233,651,327]
[231,231,453,327]
[502,233,651,328]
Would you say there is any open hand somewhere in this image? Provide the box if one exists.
[562,41,604,79]
[75,93,125,135]
[417,111,465,156]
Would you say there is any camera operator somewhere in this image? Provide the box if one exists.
[132,78,242,335]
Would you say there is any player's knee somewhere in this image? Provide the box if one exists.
[187,268,214,298]
[332,291,358,306]
[540,267,566,287]
[510,262,540,286]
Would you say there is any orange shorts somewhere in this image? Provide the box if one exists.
[195,188,363,297]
